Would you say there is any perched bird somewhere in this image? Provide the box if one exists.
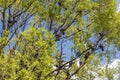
[58,0,63,6]
[88,45,95,52]
[84,51,91,61]
[65,70,70,77]
[54,64,59,68]
[55,34,61,41]
[58,1,62,6]
[99,44,104,51]
[76,51,81,56]
[33,53,39,58]
[60,28,65,35]
[90,46,95,52]
[99,32,105,37]
[79,61,83,66]
[8,20,17,24]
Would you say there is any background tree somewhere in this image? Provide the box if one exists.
[0,0,120,80]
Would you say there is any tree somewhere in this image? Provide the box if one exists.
[0,27,56,80]
[0,0,120,80]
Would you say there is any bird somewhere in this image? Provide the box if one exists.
[58,1,62,6]
[99,44,104,51]
[65,70,70,77]
[76,51,81,56]
[84,51,91,61]
[60,28,65,35]
[8,20,17,24]
[99,32,105,37]
[55,34,61,41]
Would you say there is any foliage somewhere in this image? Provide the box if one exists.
[0,27,56,80]
[0,0,119,80]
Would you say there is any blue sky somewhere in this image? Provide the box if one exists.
[118,0,120,3]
